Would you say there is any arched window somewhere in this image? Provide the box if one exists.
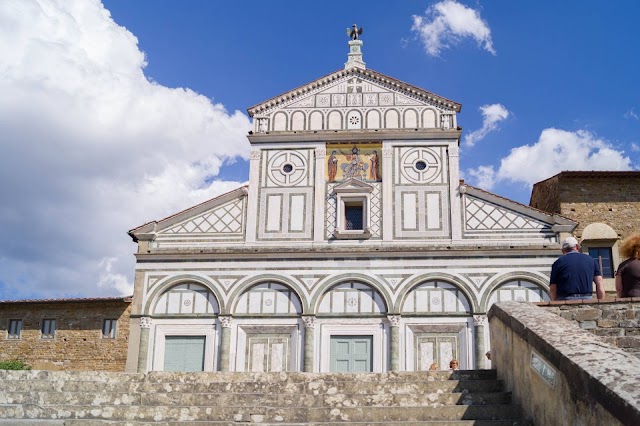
[402,281,471,314]
[153,283,219,315]
[318,281,386,314]
[235,282,302,315]
[487,279,549,309]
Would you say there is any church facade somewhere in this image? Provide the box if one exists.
[126,37,575,374]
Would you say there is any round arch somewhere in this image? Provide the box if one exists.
[346,109,363,130]
[394,273,478,314]
[143,274,225,316]
[290,110,307,131]
[581,223,618,240]
[480,272,550,312]
[309,273,392,315]
[227,274,308,315]
[403,108,419,128]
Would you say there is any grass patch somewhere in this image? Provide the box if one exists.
[0,360,32,370]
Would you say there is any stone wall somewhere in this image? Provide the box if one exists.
[537,299,640,359]
[489,301,640,426]
[530,172,640,239]
[0,299,131,371]
[528,174,560,216]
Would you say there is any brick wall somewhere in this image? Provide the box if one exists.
[0,300,131,371]
[537,299,640,359]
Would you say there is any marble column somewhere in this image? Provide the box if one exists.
[219,316,233,372]
[474,314,487,369]
[313,148,327,242]
[303,316,316,372]
[388,315,401,372]
[448,145,462,241]
[381,145,394,241]
[245,149,261,244]
[136,316,152,373]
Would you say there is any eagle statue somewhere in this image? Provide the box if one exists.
[347,24,363,40]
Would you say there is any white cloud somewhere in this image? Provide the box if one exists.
[0,0,251,299]
[411,0,495,56]
[624,108,639,120]
[466,129,633,190]
[498,129,632,186]
[466,165,496,190]
[631,143,640,152]
[464,104,510,147]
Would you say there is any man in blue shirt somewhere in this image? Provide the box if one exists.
[550,237,605,301]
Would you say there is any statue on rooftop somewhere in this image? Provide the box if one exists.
[347,24,363,40]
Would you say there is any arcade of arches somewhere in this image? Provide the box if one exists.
[136,278,548,373]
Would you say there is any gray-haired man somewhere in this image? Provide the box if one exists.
[550,237,605,301]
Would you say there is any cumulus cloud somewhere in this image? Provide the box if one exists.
[464,104,510,147]
[0,0,251,299]
[631,143,640,152]
[466,165,496,189]
[466,129,633,190]
[411,0,495,56]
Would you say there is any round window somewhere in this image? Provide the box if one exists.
[415,160,427,171]
[282,163,294,174]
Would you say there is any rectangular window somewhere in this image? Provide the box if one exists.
[7,319,22,339]
[41,319,56,339]
[588,247,614,278]
[102,319,117,339]
[344,203,364,230]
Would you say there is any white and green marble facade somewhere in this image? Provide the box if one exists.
[126,39,575,374]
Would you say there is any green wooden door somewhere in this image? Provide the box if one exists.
[163,335,206,372]
[330,335,373,372]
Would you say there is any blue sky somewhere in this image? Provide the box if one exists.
[103,0,640,197]
[0,0,638,299]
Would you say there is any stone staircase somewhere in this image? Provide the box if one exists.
[0,370,525,425]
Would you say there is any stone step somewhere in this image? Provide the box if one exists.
[0,404,523,422]
[142,371,499,384]
[63,422,528,426]
[0,390,512,407]
[0,379,505,395]
[62,422,528,426]
[0,370,145,383]
[0,370,498,385]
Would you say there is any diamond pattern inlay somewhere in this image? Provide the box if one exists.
[370,183,381,237]
[465,197,547,231]
[326,184,337,238]
[163,199,244,234]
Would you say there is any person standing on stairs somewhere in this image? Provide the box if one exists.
[550,237,605,301]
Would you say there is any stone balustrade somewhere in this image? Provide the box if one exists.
[536,298,640,359]
[489,301,640,426]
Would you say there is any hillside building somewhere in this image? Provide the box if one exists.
[530,171,640,293]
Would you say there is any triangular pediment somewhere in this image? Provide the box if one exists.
[129,186,248,241]
[248,68,460,116]
[461,185,576,238]
[333,178,374,194]
[247,68,461,134]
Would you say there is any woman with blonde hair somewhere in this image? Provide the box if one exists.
[616,233,640,297]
